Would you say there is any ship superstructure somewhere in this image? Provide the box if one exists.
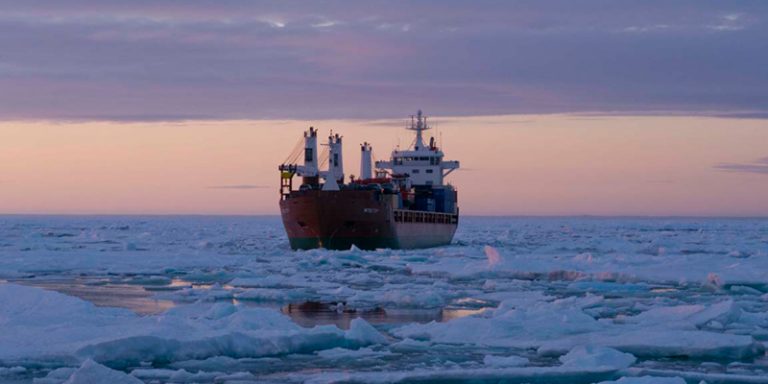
[278,110,460,250]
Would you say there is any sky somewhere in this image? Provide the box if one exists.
[1,1,767,216]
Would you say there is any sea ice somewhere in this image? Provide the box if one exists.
[2,216,768,382]
[62,360,143,384]
[0,283,388,371]
[596,377,686,384]
[559,346,636,370]
[482,354,529,367]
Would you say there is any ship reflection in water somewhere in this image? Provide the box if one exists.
[277,301,490,329]
[11,277,489,328]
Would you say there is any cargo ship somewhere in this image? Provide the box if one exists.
[278,110,460,250]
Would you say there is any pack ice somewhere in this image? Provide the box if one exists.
[0,216,767,383]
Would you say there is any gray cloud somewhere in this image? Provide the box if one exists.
[1,1,767,121]
[714,157,768,175]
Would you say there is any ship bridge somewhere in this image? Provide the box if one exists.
[375,110,459,187]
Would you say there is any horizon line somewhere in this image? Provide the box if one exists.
[1,213,766,220]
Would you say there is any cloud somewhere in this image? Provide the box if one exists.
[714,157,768,175]
[708,13,749,31]
[0,1,767,121]
[207,184,269,190]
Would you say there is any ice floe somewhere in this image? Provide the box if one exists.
[0,283,387,373]
[2,216,768,382]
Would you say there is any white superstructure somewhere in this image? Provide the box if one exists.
[295,127,318,178]
[375,110,459,186]
[320,132,344,191]
[360,142,373,180]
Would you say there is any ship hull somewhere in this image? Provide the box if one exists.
[280,190,457,250]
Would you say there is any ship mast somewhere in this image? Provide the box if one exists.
[375,110,459,187]
[407,110,430,151]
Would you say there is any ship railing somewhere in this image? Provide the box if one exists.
[393,209,458,224]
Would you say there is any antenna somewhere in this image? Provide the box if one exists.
[406,109,430,150]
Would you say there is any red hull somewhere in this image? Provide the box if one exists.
[279,190,458,250]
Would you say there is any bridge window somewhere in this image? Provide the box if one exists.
[426,169,434,174]
[412,169,420,174]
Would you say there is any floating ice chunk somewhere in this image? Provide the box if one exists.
[130,368,222,383]
[213,371,257,381]
[573,252,594,263]
[228,276,287,288]
[170,368,222,382]
[539,330,764,360]
[167,355,246,373]
[490,290,552,313]
[567,281,649,294]
[0,366,26,378]
[0,284,147,364]
[688,300,741,327]
[297,365,623,384]
[394,297,603,349]
[1,284,394,368]
[482,354,529,367]
[706,273,724,288]
[201,302,238,319]
[628,366,768,383]
[618,300,740,330]
[484,245,501,267]
[128,368,176,381]
[390,338,432,352]
[35,367,77,384]
[78,322,352,366]
[729,285,763,295]
[597,376,686,384]
[345,318,388,345]
[62,359,142,384]
[317,347,393,360]
[379,288,445,308]
[559,346,636,370]
[347,285,447,308]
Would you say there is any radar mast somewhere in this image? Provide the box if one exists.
[407,109,431,151]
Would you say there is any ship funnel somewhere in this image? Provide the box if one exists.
[302,127,318,176]
[328,132,344,183]
[322,132,341,191]
[360,142,373,180]
[295,126,320,186]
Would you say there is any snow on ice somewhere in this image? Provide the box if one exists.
[1,216,768,383]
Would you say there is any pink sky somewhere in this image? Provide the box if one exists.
[2,114,767,216]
